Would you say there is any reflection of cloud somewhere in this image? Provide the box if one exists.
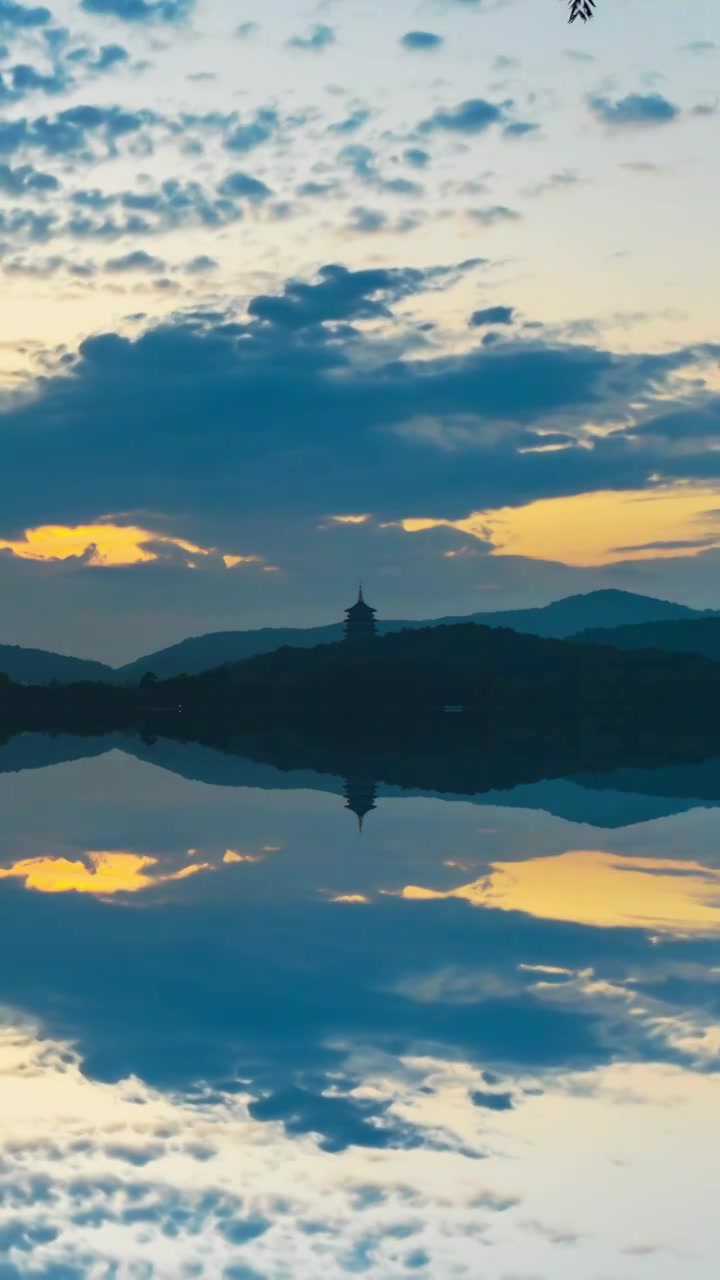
[395,850,720,935]
[4,1014,716,1278]
[0,851,212,895]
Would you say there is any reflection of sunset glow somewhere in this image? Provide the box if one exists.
[395,850,720,935]
[0,852,212,895]
[398,485,720,567]
[0,523,263,569]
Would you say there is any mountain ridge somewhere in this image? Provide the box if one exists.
[0,589,715,684]
[574,616,720,660]
[114,588,714,682]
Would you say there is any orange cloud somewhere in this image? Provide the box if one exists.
[0,851,213,896]
[396,484,720,567]
[0,523,263,569]
[392,850,720,935]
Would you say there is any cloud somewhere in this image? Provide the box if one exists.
[80,0,192,21]
[104,249,166,272]
[612,537,720,553]
[337,143,424,197]
[418,97,505,135]
[522,169,581,196]
[327,107,371,135]
[217,170,272,201]
[403,148,430,169]
[503,121,540,138]
[224,107,279,154]
[588,92,681,128]
[400,31,444,51]
[287,24,335,52]
[469,306,515,327]
[234,20,258,39]
[0,259,719,649]
[467,205,521,226]
[0,162,59,195]
[682,39,716,54]
[470,1088,515,1110]
[0,0,50,27]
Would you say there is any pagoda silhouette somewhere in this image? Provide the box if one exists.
[343,774,377,834]
[344,582,377,646]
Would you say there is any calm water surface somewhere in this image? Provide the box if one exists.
[1,734,719,1279]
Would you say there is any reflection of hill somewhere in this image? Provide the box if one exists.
[0,732,122,774]
[101,732,720,828]
[4,729,720,830]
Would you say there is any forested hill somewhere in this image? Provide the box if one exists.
[4,622,720,743]
[0,644,112,685]
[574,617,720,661]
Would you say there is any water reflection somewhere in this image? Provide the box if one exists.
[0,733,718,1278]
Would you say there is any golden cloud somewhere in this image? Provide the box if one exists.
[0,851,213,896]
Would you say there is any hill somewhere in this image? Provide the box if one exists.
[0,643,112,685]
[573,616,720,660]
[115,590,709,681]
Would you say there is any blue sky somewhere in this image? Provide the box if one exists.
[0,0,719,659]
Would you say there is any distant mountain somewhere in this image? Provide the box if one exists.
[0,644,112,686]
[115,624,347,682]
[115,590,709,682]
[574,617,720,661]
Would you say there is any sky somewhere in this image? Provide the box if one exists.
[0,0,719,661]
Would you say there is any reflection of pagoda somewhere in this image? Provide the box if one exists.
[343,775,377,834]
[344,583,377,646]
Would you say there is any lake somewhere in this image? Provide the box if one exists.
[0,732,718,1279]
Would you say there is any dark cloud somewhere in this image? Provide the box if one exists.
[0,261,718,647]
[0,277,712,533]
[217,170,272,201]
[224,107,279,154]
[400,31,444,51]
[588,92,680,128]
[613,537,720,553]
[346,205,388,233]
[80,0,192,21]
[246,262,455,330]
[184,253,217,274]
[403,147,430,169]
[470,1088,515,1110]
[287,24,335,52]
[0,0,50,27]
[681,39,716,54]
[234,20,258,39]
[469,306,515,327]
[523,169,582,197]
[418,97,505,135]
[104,249,166,273]
[0,161,59,195]
[468,205,521,226]
[90,42,129,71]
[0,104,156,161]
[338,143,424,197]
[503,121,540,138]
[327,107,371,135]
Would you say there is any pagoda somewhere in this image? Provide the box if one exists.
[344,582,377,646]
[343,775,377,834]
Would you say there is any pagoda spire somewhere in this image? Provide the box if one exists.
[358,580,364,602]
